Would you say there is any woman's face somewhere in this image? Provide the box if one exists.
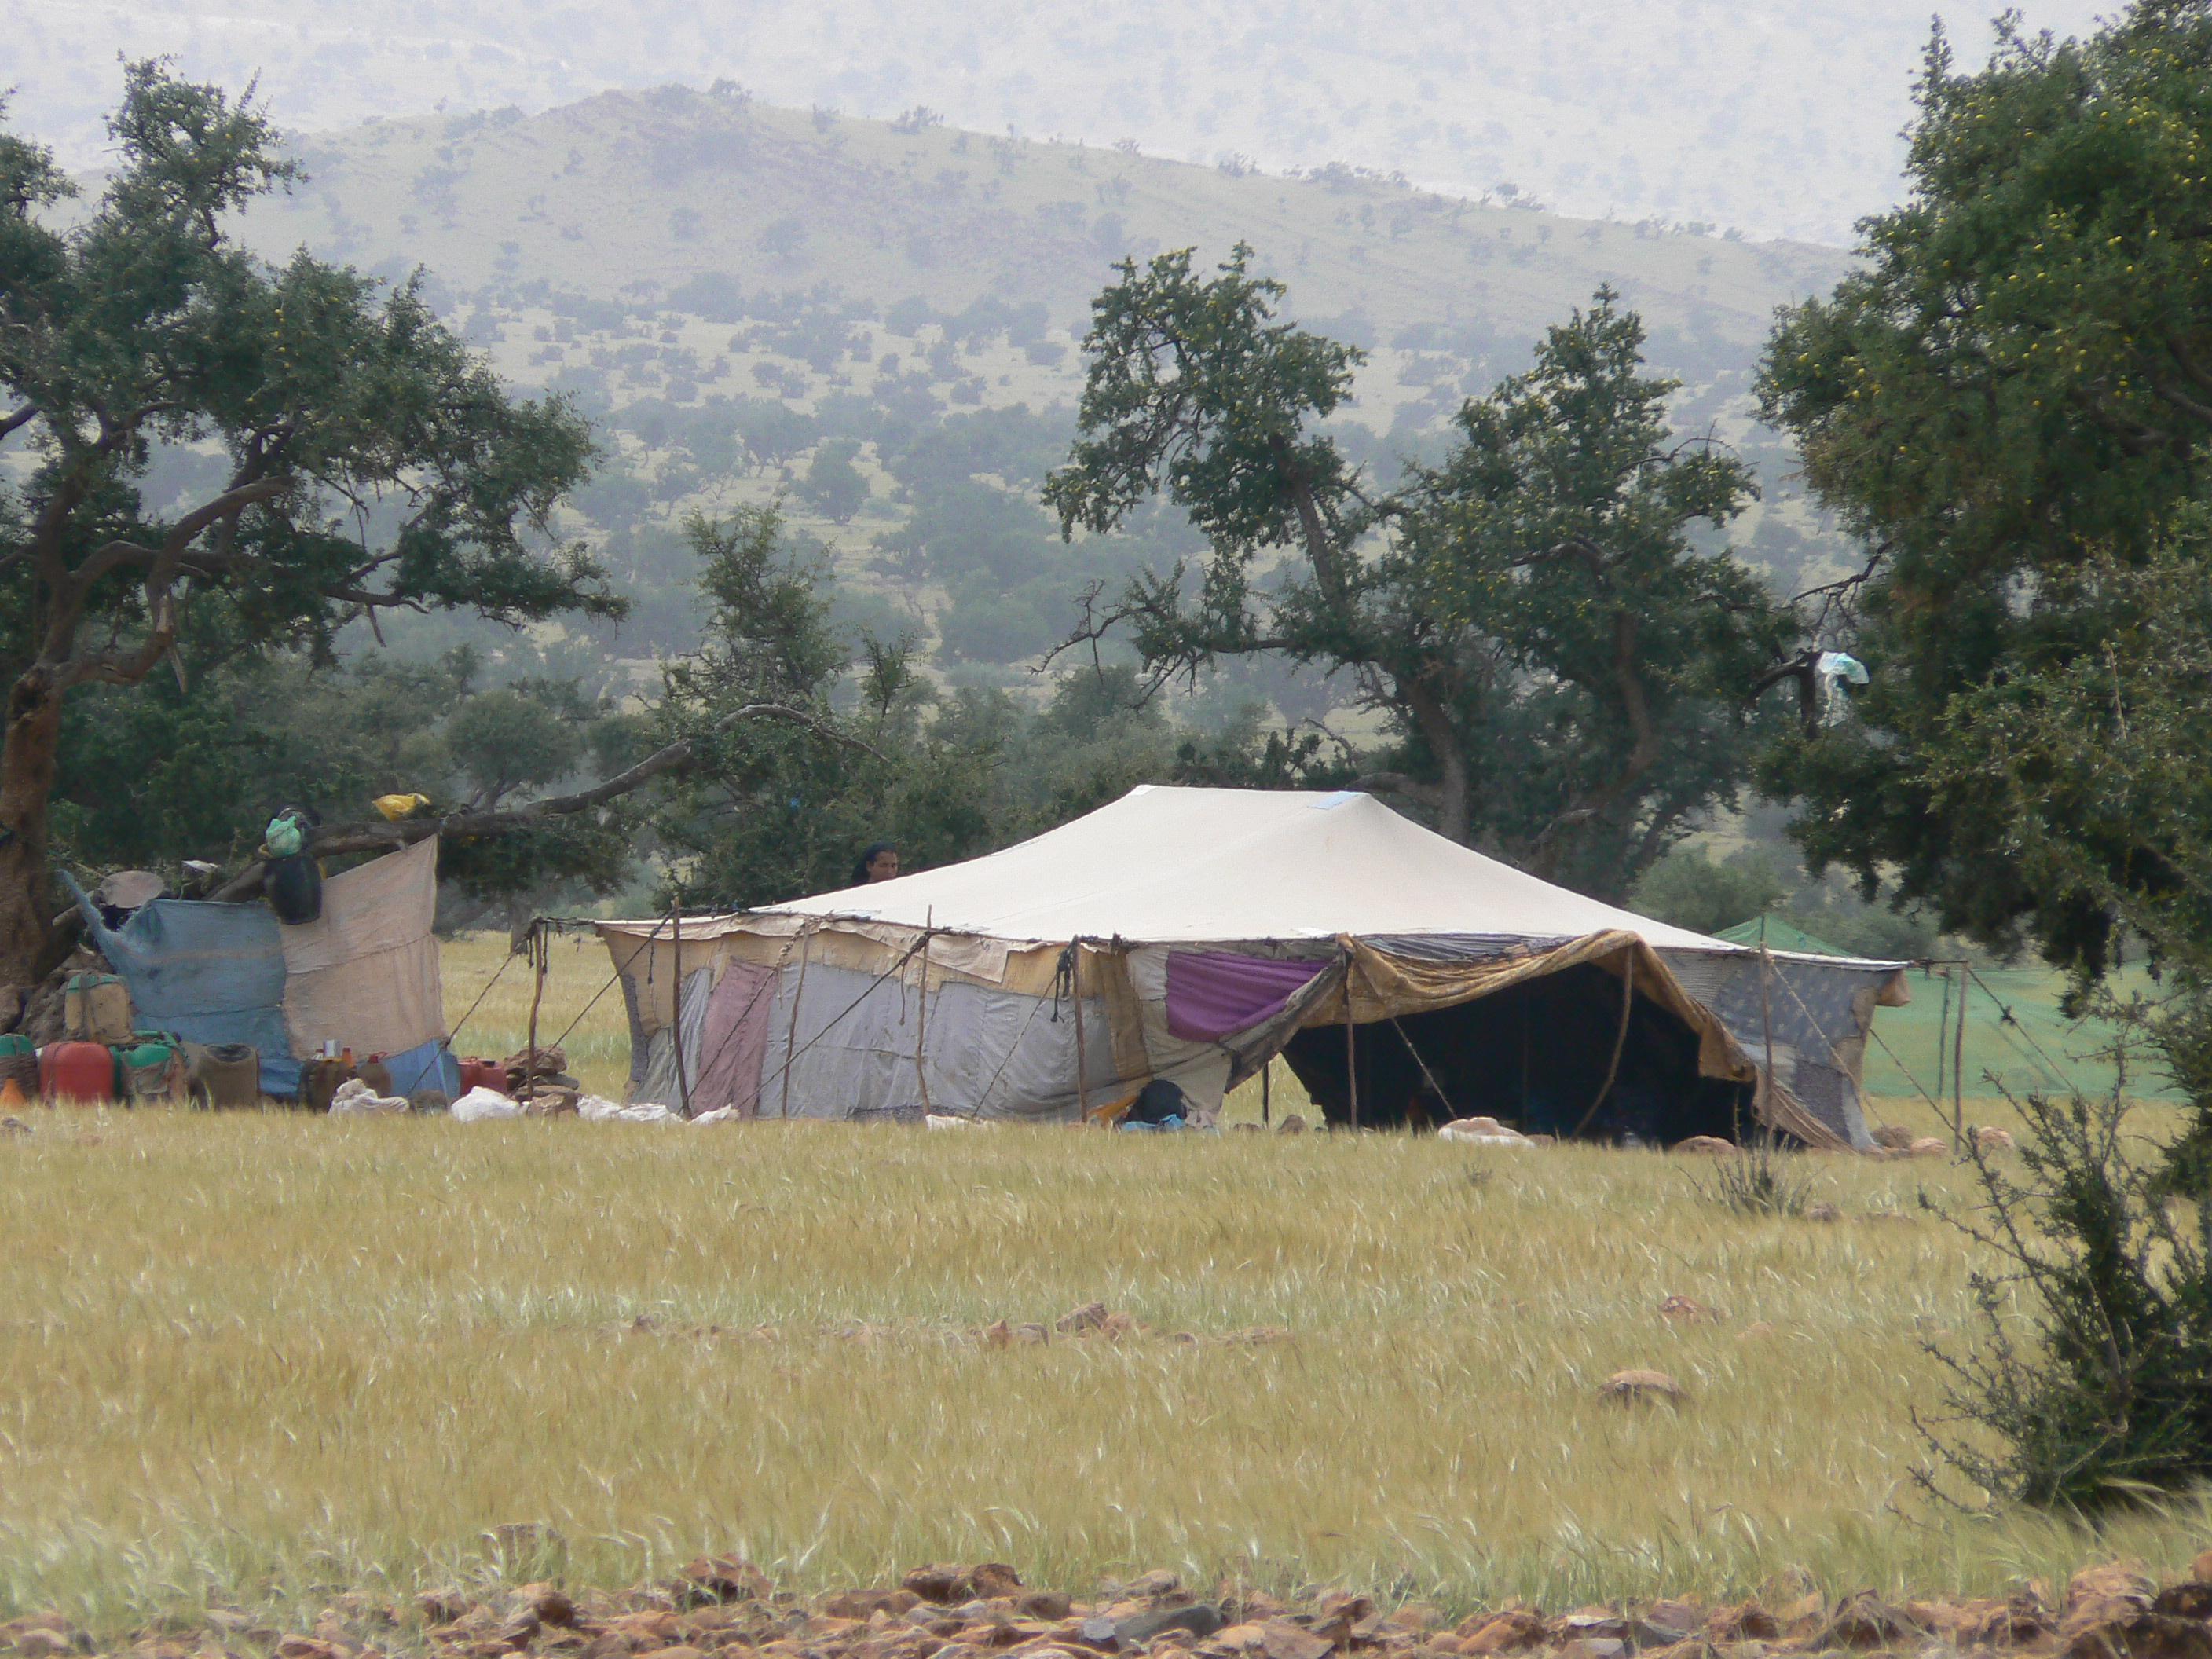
[866,848,900,882]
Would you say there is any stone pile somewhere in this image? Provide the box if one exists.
[7,1555,2211,1659]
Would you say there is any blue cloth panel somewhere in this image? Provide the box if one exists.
[68,879,301,1097]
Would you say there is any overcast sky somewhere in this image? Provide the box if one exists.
[9,0,2114,244]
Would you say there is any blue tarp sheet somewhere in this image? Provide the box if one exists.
[68,881,301,1097]
[379,1038,461,1101]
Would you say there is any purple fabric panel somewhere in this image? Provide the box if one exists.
[691,961,777,1116]
[1166,952,1327,1042]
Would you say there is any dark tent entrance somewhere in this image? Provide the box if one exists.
[1279,961,1752,1144]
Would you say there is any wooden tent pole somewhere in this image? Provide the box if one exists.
[1343,946,1358,1130]
[1757,943,1776,1138]
[523,919,546,1105]
[779,925,811,1120]
[914,912,934,1115]
[671,905,692,1119]
[1261,1061,1271,1126]
[1071,941,1090,1121]
[1951,961,1967,1156]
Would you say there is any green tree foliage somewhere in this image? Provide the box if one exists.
[796,438,868,523]
[0,65,616,979]
[1045,247,1788,898]
[1628,845,1790,936]
[53,647,639,924]
[1756,2,2212,974]
[650,507,998,905]
[1756,0,2212,1505]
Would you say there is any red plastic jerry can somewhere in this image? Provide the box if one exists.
[42,1040,116,1104]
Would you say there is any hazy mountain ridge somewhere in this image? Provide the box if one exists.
[237,86,1850,361]
[12,0,2102,244]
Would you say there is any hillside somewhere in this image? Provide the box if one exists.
[16,0,2103,244]
[240,89,1848,358]
[192,92,1861,691]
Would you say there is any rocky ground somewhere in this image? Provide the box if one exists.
[9,1555,2212,1659]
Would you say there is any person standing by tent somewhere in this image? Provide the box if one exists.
[849,842,899,887]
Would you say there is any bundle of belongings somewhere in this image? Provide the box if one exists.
[594,786,1912,1148]
[62,837,460,1104]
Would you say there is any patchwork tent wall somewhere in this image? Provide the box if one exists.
[71,837,456,1099]
[597,788,1910,1147]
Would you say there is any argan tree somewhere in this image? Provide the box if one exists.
[0,66,617,982]
[1044,247,1787,896]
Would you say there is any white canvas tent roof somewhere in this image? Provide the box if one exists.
[766,784,1847,960]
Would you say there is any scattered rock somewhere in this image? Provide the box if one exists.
[416,1590,474,1625]
[1737,1321,1776,1339]
[1276,1115,1307,1135]
[1056,1301,1110,1334]
[1870,1124,1916,1149]
[1907,1135,1950,1158]
[1459,1610,1549,1654]
[1258,1621,1333,1659]
[2067,1564,2157,1624]
[819,1591,921,1621]
[517,1584,576,1627]
[1818,1592,1922,1648]
[2066,1614,2212,1659]
[1599,1368,1683,1403]
[1114,1606,1223,1648]
[2195,1549,2212,1582]
[1123,1570,1182,1600]
[0,1115,28,1135]
[1016,1322,1050,1344]
[1659,1295,1716,1324]
[900,1566,1022,1606]
[981,1319,1011,1348]
[677,1556,771,1605]
[2156,1584,2212,1621]
[1019,1591,1072,1622]
[1701,1602,1779,1643]
[1974,1126,2019,1152]
[1672,1136,1734,1154]
[1803,1203,1841,1222]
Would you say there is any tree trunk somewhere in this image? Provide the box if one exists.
[1396,677,1473,845]
[0,668,66,987]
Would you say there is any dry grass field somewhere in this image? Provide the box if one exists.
[5,1094,2210,1641]
[3,934,2200,1636]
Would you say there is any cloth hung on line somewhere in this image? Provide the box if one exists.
[279,837,445,1061]
[1164,951,1328,1042]
[689,961,777,1116]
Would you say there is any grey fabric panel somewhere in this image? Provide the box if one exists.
[621,971,650,1099]
[753,962,1116,1121]
[1657,947,1887,1148]
[635,965,714,1111]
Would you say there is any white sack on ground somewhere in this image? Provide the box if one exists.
[452,1085,522,1121]
[328,1077,409,1115]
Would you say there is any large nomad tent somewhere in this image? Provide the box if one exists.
[66,837,459,1099]
[597,787,1910,1148]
